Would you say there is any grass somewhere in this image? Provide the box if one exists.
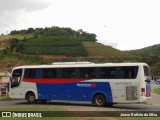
[0,96,13,101]
[83,42,134,57]
[153,88,160,94]
[0,34,33,41]
[83,42,138,63]
[0,102,159,120]
[0,106,74,120]
[119,117,160,120]
[0,53,45,72]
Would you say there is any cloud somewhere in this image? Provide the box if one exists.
[0,0,49,34]
[97,39,118,49]
[0,0,48,15]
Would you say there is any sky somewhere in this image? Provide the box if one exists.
[0,0,160,50]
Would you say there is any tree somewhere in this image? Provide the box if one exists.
[17,42,25,52]
[27,28,34,34]
[10,38,19,50]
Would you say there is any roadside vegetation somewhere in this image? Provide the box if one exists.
[128,45,160,76]
[0,96,12,101]
[0,105,159,120]
[153,88,160,94]
[0,106,72,120]
[0,34,33,41]
[119,117,160,120]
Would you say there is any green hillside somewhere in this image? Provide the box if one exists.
[128,44,160,76]
[83,42,133,57]
[83,41,138,62]
[0,26,160,76]
[129,44,160,57]
[19,36,88,56]
[0,34,33,41]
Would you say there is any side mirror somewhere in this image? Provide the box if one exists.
[145,80,150,82]
[145,77,151,82]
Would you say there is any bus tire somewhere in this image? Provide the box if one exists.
[26,92,36,104]
[93,94,106,107]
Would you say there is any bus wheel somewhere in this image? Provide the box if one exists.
[93,94,106,107]
[26,92,36,104]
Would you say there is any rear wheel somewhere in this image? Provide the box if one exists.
[93,94,106,107]
[26,92,36,104]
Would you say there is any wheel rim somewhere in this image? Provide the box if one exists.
[30,96,35,102]
[96,97,103,105]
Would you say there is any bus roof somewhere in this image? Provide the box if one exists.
[12,62,149,70]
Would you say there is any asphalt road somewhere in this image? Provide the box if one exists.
[0,98,160,111]
[151,93,160,105]
[151,83,160,105]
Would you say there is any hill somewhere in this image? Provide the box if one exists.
[128,44,160,76]
[0,26,160,76]
[83,41,137,62]
[128,44,160,57]
[17,36,88,56]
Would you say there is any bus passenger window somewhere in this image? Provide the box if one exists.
[79,67,96,78]
[24,69,36,78]
[61,68,69,78]
[59,68,76,78]
[68,69,76,78]
[110,70,116,78]
[99,67,117,79]
[119,66,138,79]
[41,68,57,78]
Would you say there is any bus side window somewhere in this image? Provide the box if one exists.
[24,69,36,78]
[58,68,77,78]
[41,68,57,78]
[88,68,97,78]
[118,67,138,79]
[98,67,117,79]
[98,67,107,78]
[68,68,77,78]
[143,66,150,76]
[78,68,95,78]
[79,68,87,78]
[61,68,69,78]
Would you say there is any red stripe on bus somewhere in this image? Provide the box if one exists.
[23,78,90,84]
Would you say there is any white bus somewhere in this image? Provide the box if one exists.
[9,62,151,106]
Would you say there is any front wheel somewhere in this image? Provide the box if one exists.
[26,92,37,104]
[93,94,106,107]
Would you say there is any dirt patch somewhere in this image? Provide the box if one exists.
[0,60,26,72]
[0,40,11,46]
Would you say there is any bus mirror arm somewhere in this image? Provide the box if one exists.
[145,77,151,82]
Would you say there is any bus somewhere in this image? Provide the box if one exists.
[9,62,151,106]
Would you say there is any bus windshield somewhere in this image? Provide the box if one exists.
[11,69,23,88]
